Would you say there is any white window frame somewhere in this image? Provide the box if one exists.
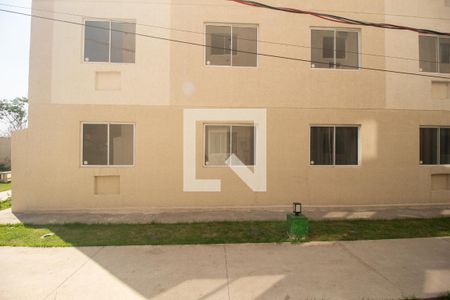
[418,34,450,74]
[80,122,136,167]
[82,19,136,64]
[204,23,259,68]
[310,27,361,70]
[309,124,361,167]
[419,126,450,166]
[203,123,256,167]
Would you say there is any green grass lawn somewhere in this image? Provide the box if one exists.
[0,217,449,247]
[0,182,11,192]
[0,198,11,211]
[402,292,450,300]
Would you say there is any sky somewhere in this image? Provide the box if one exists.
[0,0,31,100]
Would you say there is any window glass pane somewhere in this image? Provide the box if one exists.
[311,30,335,68]
[205,25,231,66]
[336,31,359,69]
[109,124,134,165]
[439,37,450,73]
[231,126,254,165]
[335,36,346,59]
[82,124,108,165]
[440,128,450,164]
[205,126,230,165]
[84,21,110,62]
[322,37,334,58]
[419,36,438,72]
[335,127,358,165]
[111,22,136,63]
[232,26,257,67]
[420,128,438,164]
[310,127,334,165]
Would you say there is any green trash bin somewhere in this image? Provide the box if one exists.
[287,213,309,240]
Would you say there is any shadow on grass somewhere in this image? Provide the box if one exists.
[1,218,449,247]
[1,218,450,299]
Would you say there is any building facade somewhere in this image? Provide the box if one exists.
[12,0,450,212]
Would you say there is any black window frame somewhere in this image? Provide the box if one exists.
[420,126,450,165]
[310,125,360,166]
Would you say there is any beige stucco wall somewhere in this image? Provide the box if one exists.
[29,0,171,106]
[169,0,387,109]
[12,104,450,212]
[384,0,450,110]
[12,0,450,212]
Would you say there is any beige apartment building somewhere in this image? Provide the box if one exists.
[12,0,450,212]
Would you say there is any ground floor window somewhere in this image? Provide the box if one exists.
[82,123,134,166]
[420,127,450,165]
[204,124,255,166]
[310,126,359,165]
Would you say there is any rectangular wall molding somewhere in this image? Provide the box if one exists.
[95,175,120,195]
[95,72,122,91]
[431,174,450,191]
[431,81,450,100]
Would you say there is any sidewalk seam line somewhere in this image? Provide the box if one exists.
[42,246,105,300]
[223,244,231,300]
[338,242,405,297]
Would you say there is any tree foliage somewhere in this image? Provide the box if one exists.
[0,97,28,136]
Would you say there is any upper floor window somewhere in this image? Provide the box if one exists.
[84,20,136,63]
[205,24,257,67]
[82,123,134,166]
[311,29,359,69]
[205,124,255,166]
[420,127,450,165]
[419,35,450,73]
[310,126,359,165]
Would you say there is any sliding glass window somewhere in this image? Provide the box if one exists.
[310,126,359,165]
[84,20,136,63]
[420,127,450,165]
[205,124,255,166]
[82,123,134,166]
[205,24,257,67]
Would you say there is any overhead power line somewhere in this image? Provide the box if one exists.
[229,0,450,37]
[16,0,450,21]
[0,8,449,80]
[0,2,443,64]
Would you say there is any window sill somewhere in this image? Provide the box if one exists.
[203,165,255,168]
[82,61,136,65]
[418,71,450,76]
[204,65,258,69]
[310,67,360,71]
[80,165,135,168]
[309,164,361,168]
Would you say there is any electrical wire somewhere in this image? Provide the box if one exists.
[0,7,449,80]
[229,0,450,37]
[21,0,450,21]
[0,2,444,64]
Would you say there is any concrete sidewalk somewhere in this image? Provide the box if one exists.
[1,203,450,224]
[0,237,449,299]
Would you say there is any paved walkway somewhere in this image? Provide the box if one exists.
[1,203,450,224]
[0,237,449,300]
